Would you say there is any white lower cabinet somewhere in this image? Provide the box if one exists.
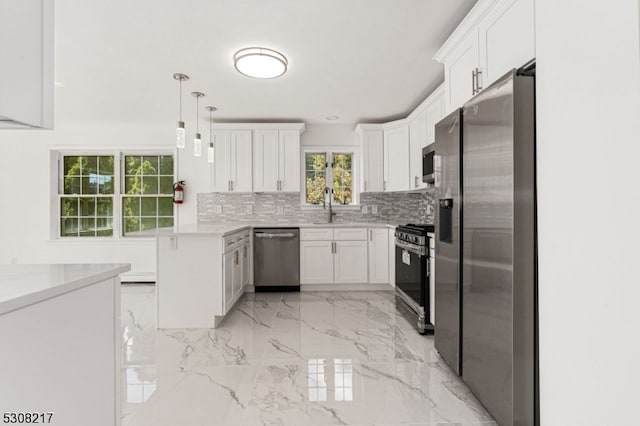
[223,250,234,308]
[334,241,368,283]
[300,227,387,285]
[300,240,334,284]
[242,243,250,287]
[368,229,389,284]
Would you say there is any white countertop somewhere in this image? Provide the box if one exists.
[0,263,131,315]
[158,222,399,237]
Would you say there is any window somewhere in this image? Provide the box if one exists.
[122,155,174,235]
[60,155,115,237]
[57,152,174,238]
[304,150,355,206]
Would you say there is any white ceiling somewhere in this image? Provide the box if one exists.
[54,0,477,126]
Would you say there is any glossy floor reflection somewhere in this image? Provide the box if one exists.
[121,285,496,426]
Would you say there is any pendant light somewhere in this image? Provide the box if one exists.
[173,73,189,148]
[205,106,217,164]
[191,91,205,156]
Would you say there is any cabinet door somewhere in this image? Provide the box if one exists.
[334,241,368,284]
[429,248,435,326]
[409,115,427,190]
[444,29,479,112]
[233,248,243,299]
[368,229,389,284]
[279,130,301,192]
[253,129,279,192]
[383,125,410,192]
[230,130,252,192]
[242,243,250,287]
[478,0,535,87]
[388,228,396,288]
[211,130,231,192]
[426,89,446,144]
[300,241,334,284]
[223,252,234,310]
[361,131,384,192]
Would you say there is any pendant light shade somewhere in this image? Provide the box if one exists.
[234,47,288,79]
[191,92,205,157]
[205,106,217,164]
[173,73,189,148]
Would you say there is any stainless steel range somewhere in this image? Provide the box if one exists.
[394,223,434,334]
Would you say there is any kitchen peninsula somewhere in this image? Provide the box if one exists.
[0,263,130,426]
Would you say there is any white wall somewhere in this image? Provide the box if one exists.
[536,1,640,424]
[0,122,200,278]
[300,124,358,147]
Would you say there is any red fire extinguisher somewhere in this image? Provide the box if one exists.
[173,181,186,204]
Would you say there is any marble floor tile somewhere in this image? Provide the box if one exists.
[119,285,494,426]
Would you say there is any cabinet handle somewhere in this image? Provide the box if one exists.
[369,230,372,241]
[243,245,247,258]
[231,181,234,191]
[471,69,476,95]
[228,180,231,191]
[331,241,335,254]
[476,68,482,92]
[383,181,387,191]
[363,180,367,192]
[414,176,419,188]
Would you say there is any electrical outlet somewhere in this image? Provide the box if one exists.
[213,205,223,214]
[246,205,253,215]
[169,236,177,250]
[361,205,369,214]
[372,205,378,215]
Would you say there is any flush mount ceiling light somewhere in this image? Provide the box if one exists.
[326,115,339,121]
[173,73,189,148]
[234,47,288,79]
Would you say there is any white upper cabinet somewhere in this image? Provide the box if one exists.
[478,0,535,86]
[253,126,303,192]
[278,130,301,192]
[383,124,410,192]
[253,129,280,192]
[356,125,384,193]
[210,129,252,192]
[434,0,535,113]
[0,0,53,129]
[425,87,446,144]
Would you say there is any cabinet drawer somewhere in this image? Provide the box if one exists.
[333,228,367,241]
[300,228,334,241]
[224,230,250,252]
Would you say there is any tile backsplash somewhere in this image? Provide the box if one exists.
[197,191,436,225]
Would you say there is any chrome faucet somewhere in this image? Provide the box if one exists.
[323,187,337,223]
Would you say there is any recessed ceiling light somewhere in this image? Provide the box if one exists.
[234,47,288,79]
[326,115,339,121]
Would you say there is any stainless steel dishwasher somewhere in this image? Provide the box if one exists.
[253,228,300,291]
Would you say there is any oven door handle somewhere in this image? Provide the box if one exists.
[395,239,426,256]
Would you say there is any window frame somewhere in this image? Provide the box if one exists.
[53,149,176,240]
[300,146,359,208]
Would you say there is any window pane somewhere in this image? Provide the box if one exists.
[81,176,98,194]
[61,218,78,236]
[126,156,141,175]
[125,176,141,194]
[96,197,113,216]
[158,197,173,216]
[95,218,113,236]
[96,174,114,194]
[141,218,157,231]
[332,153,353,205]
[142,156,159,173]
[61,197,78,217]
[123,197,140,216]
[141,197,157,216]
[305,153,326,172]
[158,217,174,229]
[142,176,158,194]
[306,171,325,205]
[80,197,96,216]
[159,156,173,175]
[123,217,140,234]
[64,156,80,176]
[99,156,114,175]
[64,176,81,194]
[83,156,98,175]
[78,217,96,237]
[159,176,173,195]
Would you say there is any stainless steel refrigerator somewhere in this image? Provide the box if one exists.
[434,67,537,426]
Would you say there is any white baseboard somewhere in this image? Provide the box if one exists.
[301,283,392,292]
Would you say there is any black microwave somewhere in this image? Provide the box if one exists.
[422,143,435,183]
